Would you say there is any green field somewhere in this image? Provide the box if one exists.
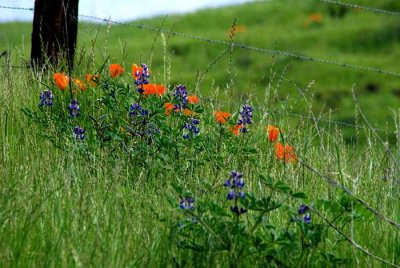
[1,0,400,266]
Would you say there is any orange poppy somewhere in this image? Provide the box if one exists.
[274,142,297,163]
[109,64,124,78]
[164,102,174,116]
[74,79,87,92]
[53,73,69,90]
[214,111,231,125]
[143,84,166,96]
[187,95,199,104]
[267,125,280,142]
[85,74,99,87]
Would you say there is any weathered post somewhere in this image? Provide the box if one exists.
[31,0,79,70]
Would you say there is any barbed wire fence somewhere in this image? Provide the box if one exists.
[0,3,399,135]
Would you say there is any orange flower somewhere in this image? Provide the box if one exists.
[74,79,87,92]
[183,108,198,117]
[214,111,231,125]
[143,84,166,96]
[132,64,142,79]
[109,64,124,78]
[229,124,242,136]
[274,142,297,163]
[85,74,99,87]
[267,125,280,142]
[187,95,199,104]
[284,144,297,163]
[53,72,69,90]
[309,13,323,23]
[164,102,174,116]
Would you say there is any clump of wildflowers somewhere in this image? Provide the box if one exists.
[68,99,80,117]
[224,170,247,215]
[39,90,54,108]
[183,118,200,139]
[132,63,150,94]
[237,104,253,133]
[73,126,85,140]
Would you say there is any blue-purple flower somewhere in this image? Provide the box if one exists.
[68,99,80,117]
[296,204,311,224]
[180,197,195,210]
[173,84,189,111]
[237,104,253,133]
[183,117,200,139]
[133,63,150,94]
[73,126,85,140]
[129,103,149,126]
[39,90,54,108]
[224,170,247,215]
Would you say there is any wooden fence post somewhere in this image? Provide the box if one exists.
[31,0,79,70]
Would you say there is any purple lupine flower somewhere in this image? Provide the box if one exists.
[225,170,247,216]
[173,84,188,111]
[129,103,149,126]
[304,213,311,224]
[39,90,54,108]
[298,204,309,215]
[182,117,200,139]
[68,99,80,117]
[179,197,195,210]
[237,104,253,134]
[73,126,85,140]
[134,63,150,94]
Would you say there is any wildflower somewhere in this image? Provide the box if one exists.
[53,72,69,90]
[224,170,246,216]
[298,204,309,215]
[143,84,166,96]
[173,84,189,111]
[73,126,85,140]
[309,13,323,23]
[85,74,99,87]
[214,111,231,125]
[187,95,199,104]
[109,64,124,78]
[274,142,297,163]
[304,213,311,224]
[68,99,80,117]
[39,90,54,108]
[129,103,149,126]
[74,79,87,92]
[132,63,150,94]
[182,108,198,117]
[238,104,253,133]
[164,102,174,116]
[230,124,242,136]
[183,117,200,139]
[267,125,280,142]
[179,197,194,210]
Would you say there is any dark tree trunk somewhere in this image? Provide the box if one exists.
[31,0,79,70]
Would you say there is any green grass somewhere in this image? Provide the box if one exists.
[1,0,400,266]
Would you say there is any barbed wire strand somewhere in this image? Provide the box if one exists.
[320,0,400,17]
[1,4,400,78]
[0,5,33,11]
[78,14,400,79]
[204,97,391,133]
